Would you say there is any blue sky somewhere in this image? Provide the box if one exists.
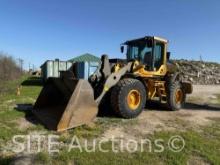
[0,0,220,69]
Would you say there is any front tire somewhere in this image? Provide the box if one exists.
[111,78,146,118]
[167,81,186,111]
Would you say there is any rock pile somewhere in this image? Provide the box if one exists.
[172,59,220,85]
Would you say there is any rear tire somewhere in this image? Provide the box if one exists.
[167,81,186,111]
[111,78,146,118]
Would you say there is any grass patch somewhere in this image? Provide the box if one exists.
[34,152,50,164]
[0,110,25,122]
[69,125,104,139]
[1,77,220,164]
[0,75,28,100]
[0,76,43,146]
[216,94,220,104]
[19,120,220,165]
[0,75,42,103]
[53,147,161,165]
[63,118,138,140]
[0,155,14,165]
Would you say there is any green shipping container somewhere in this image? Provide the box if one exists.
[41,59,100,81]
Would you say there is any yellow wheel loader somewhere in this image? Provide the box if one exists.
[33,36,193,131]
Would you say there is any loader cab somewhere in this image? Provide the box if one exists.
[123,36,168,72]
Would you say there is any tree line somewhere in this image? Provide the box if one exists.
[0,52,23,82]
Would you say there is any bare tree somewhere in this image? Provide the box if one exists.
[0,52,23,82]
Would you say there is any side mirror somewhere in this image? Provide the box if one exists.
[120,46,124,53]
[167,52,171,60]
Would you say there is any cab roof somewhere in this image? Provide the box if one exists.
[124,36,168,44]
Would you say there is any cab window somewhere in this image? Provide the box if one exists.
[154,42,164,69]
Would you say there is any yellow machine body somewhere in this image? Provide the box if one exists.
[33,36,192,131]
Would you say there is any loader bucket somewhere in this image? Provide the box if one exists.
[33,78,98,131]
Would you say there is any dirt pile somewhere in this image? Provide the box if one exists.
[173,59,220,85]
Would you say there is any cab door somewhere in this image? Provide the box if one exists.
[153,41,165,71]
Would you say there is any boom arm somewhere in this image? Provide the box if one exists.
[95,60,133,104]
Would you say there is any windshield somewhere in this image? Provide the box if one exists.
[126,43,152,62]
[125,40,165,71]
